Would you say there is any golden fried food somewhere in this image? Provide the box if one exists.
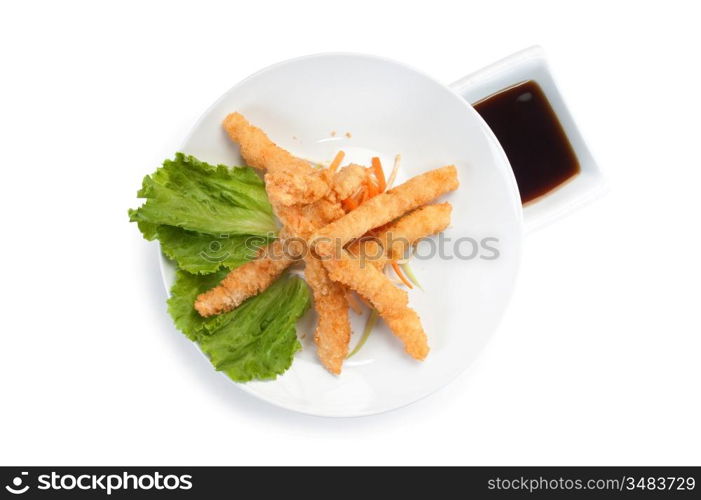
[304,256,351,374]
[273,204,315,241]
[199,113,460,374]
[280,191,351,375]
[376,203,452,262]
[217,114,353,374]
[264,169,331,206]
[297,194,350,373]
[348,203,452,269]
[348,236,384,268]
[300,197,345,237]
[311,165,458,256]
[223,112,329,205]
[263,194,345,248]
[324,251,429,360]
[223,112,310,174]
[194,239,295,317]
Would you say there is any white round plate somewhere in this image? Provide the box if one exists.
[160,53,523,417]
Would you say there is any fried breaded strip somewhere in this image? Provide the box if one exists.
[348,203,453,269]
[220,114,351,372]
[215,113,375,373]
[297,194,350,374]
[304,202,451,370]
[223,112,312,174]
[311,166,459,256]
[377,203,453,262]
[264,178,350,374]
[264,169,331,206]
[192,194,336,323]
[324,252,429,360]
[348,236,385,268]
[223,112,329,205]
[301,197,345,236]
[304,256,351,374]
[192,196,315,318]
[320,204,451,361]
[194,239,294,317]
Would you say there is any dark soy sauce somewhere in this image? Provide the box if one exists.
[473,80,580,204]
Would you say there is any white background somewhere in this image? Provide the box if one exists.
[1,0,699,466]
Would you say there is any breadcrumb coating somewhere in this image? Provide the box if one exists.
[304,256,351,374]
[223,112,329,205]
[197,113,457,373]
[312,166,458,256]
[194,240,295,317]
[264,169,331,206]
[377,203,452,261]
[324,251,429,360]
[349,203,452,269]
[222,113,352,373]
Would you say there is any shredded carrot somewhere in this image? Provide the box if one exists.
[329,150,345,173]
[342,196,358,211]
[365,179,380,198]
[352,191,363,205]
[391,260,413,289]
[400,262,424,291]
[371,157,386,191]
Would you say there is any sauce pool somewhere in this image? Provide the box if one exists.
[473,80,580,204]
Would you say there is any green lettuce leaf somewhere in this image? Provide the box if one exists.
[129,153,278,236]
[167,269,231,340]
[167,270,311,382]
[152,225,270,275]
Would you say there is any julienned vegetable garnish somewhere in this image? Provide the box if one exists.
[400,261,424,291]
[386,154,401,189]
[391,260,414,289]
[371,156,386,191]
[328,150,345,173]
[130,111,458,380]
[347,309,379,359]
